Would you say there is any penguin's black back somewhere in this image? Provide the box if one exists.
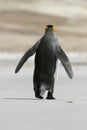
[34,32,57,82]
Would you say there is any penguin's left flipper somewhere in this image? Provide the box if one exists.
[57,46,73,79]
[15,39,41,73]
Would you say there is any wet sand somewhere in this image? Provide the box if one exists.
[0,65,87,130]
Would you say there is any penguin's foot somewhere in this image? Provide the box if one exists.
[46,92,55,100]
[34,89,43,99]
[46,96,55,100]
[36,95,43,99]
[35,92,43,99]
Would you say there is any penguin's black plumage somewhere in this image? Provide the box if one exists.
[15,25,73,99]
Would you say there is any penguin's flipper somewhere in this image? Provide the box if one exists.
[15,39,41,73]
[57,46,73,79]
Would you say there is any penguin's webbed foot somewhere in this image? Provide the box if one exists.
[34,89,43,99]
[36,95,43,99]
[46,92,55,100]
[35,95,43,99]
[35,92,43,99]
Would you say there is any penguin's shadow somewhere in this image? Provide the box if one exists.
[3,97,41,101]
[2,98,75,103]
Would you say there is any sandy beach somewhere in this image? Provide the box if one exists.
[0,0,87,130]
[0,65,87,130]
[0,0,87,52]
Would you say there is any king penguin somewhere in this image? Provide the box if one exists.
[15,25,73,99]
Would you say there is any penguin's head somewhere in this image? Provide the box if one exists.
[45,25,56,32]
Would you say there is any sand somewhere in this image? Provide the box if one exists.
[0,1,87,129]
[0,65,87,130]
[0,0,87,52]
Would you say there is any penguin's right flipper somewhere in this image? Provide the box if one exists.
[15,39,41,73]
[57,46,73,79]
